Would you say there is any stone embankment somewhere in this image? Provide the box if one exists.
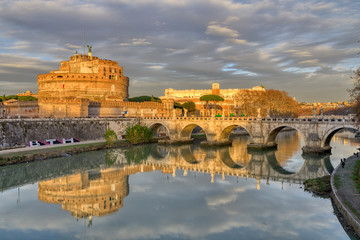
[0,117,139,149]
[331,155,360,236]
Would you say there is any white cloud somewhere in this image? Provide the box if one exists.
[131,38,151,46]
[206,25,239,38]
[148,65,165,70]
[226,38,257,46]
[286,50,312,58]
[65,43,81,49]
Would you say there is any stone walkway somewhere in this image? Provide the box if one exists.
[0,139,106,156]
[331,154,360,236]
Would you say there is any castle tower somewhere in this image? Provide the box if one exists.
[212,83,220,95]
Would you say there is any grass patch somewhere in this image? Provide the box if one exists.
[303,175,331,195]
[352,160,360,194]
[191,134,206,139]
[344,200,360,219]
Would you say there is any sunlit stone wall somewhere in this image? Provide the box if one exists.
[0,118,139,149]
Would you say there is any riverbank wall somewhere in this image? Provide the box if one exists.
[0,118,139,149]
[331,160,360,237]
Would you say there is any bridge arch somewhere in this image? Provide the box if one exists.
[218,124,252,142]
[180,123,207,140]
[148,122,170,138]
[322,125,358,148]
[266,125,305,147]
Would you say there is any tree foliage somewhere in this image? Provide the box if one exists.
[125,124,153,144]
[2,95,38,101]
[182,101,196,113]
[128,95,161,103]
[234,89,301,117]
[199,94,224,102]
[174,102,183,109]
[348,67,360,119]
[200,94,224,116]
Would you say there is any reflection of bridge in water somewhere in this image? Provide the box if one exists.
[145,144,334,186]
[37,144,334,220]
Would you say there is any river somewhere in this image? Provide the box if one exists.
[0,130,359,240]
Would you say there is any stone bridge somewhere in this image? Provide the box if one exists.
[141,116,358,154]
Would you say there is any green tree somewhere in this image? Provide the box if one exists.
[1,95,5,102]
[349,67,360,119]
[17,96,37,101]
[128,95,161,103]
[182,101,196,114]
[200,94,224,116]
[5,95,18,100]
[174,102,183,109]
[124,124,153,144]
[104,128,118,146]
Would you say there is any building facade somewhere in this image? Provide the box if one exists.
[160,83,265,116]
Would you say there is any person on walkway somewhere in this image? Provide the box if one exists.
[341,159,345,168]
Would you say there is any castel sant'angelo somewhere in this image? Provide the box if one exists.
[35,48,174,118]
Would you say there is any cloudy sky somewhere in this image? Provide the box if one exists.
[0,0,359,102]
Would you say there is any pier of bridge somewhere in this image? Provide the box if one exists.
[141,116,358,155]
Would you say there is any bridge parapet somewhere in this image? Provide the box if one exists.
[141,116,356,123]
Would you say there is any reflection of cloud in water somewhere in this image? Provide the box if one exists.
[206,187,246,207]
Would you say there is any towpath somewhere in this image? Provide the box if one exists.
[332,154,360,236]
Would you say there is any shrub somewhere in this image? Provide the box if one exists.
[125,124,153,144]
[105,128,118,145]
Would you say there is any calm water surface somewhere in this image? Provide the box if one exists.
[0,131,360,240]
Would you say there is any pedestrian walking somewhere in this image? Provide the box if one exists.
[341,159,345,168]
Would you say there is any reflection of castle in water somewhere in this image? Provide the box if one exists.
[38,165,157,219]
[38,138,333,220]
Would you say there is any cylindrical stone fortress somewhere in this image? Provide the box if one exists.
[37,54,129,101]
